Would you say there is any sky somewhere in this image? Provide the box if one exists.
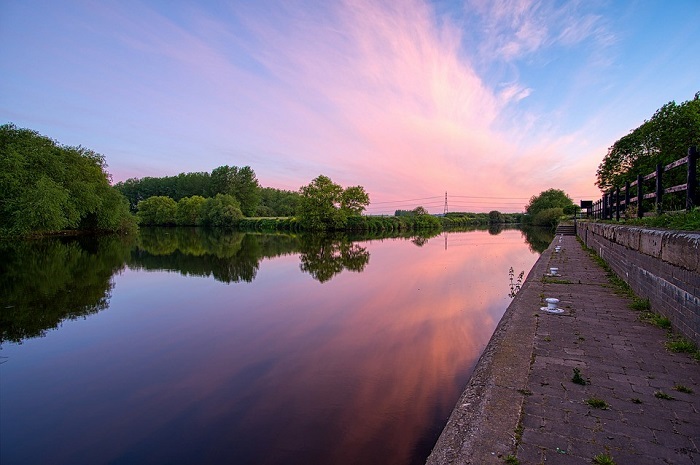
[1,0,699,214]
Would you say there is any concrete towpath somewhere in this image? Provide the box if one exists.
[427,234,699,465]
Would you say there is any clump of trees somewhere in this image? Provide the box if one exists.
[116,164,262,216]
[524,188,576,227]
[136,194,243,227]
[115,165,301,218]
[296,175,370,230]
[596,92,700,191]
[0,124,137,236]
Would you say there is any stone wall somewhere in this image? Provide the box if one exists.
[577,222,700,345]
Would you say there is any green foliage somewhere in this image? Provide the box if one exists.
[257,187,300,217]
[531,207,565,227]
[572,368,588,385]
[640,311,671,329]
[210,165,261,216]
[116,165,261,216]
[115,171,210,211]
[488,210,505,223]
[585,397,609,409]
[629,297,651,311]
[525,189,575,216]
[617,208,700,231]
[592,453,616,465]
[200,194,244,228]
[296,175,370,230]
[654,391,675,400]
[341,185,370,215]
[665,337,697,353]
[503,455,519,465]
[136,196,178,226]
[673,384,693,394]
[0,123,137,235]
[596,92,700,191]
[176,195,207,226]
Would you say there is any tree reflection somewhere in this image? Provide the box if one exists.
[520,226,556,253]
[0,235,134,344]
[1,226,548,344]
[131,228,300,284]
[299,234,370,283]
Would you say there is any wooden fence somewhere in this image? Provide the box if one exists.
[592,146,698,220]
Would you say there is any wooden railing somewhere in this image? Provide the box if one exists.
[592,146,698,220]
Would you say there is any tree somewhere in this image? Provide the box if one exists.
[488,210,505,223]
[297,175,370,230]
[210,165,261,216]
[136,196,177,225]
[525,189,574,216]
[596,93,700,190]
[176,195,207,226]
[257,187,300,217]
[0,123,136,235]
[340,186,370,215]
[200,194,243,228]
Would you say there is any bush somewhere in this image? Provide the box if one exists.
[200,194,243,228]
[532,207,564,227]
[136,196,178,226]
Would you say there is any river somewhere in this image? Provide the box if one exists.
[0,226,551,465]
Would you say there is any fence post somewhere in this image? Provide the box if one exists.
[602,194,608,220]
[637,174,643,218]
[625,181,630,217]
[688,146,698,211]
[655,163,663,214]
[615,187,621,221]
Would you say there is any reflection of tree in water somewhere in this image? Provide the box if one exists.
[520,226,556,254]
[131,228,300,284]
[488,223,504,235]
[0,235,135,344]
[298,234,370,283]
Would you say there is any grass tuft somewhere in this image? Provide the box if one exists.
[654,391,675,400]
[592,453,616,465]
[640,312,672,329]
[666,337,697,353]
[629,297,651,311]
[672,384,693,394]
[572,368,588,385]
[585,397,609,409]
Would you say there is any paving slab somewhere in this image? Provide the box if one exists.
[427,234,699,465]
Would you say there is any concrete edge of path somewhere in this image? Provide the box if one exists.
[426,238,555,465]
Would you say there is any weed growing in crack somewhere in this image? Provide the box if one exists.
[571,368,588,385]
[673,384,693,394]
[654,391,675,400]
[585,397,609,409]
[592,453,616,465]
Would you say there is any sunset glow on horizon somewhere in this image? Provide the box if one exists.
[2,1,698,213]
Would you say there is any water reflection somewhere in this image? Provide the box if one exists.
[0,236,133,344]
[0,227,552,347]
[299,233,370,282]
[1,228,544,465]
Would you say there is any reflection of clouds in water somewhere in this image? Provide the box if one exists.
[2,229,541,465]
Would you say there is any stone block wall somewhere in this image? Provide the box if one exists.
[577,222,700,345]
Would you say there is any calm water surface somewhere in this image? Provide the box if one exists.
[0,227,550,465]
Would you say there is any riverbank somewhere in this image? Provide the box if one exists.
[426,233,699,464]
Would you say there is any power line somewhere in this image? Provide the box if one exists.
[370,196,442,204]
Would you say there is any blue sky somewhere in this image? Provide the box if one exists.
[1,0,698,213]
